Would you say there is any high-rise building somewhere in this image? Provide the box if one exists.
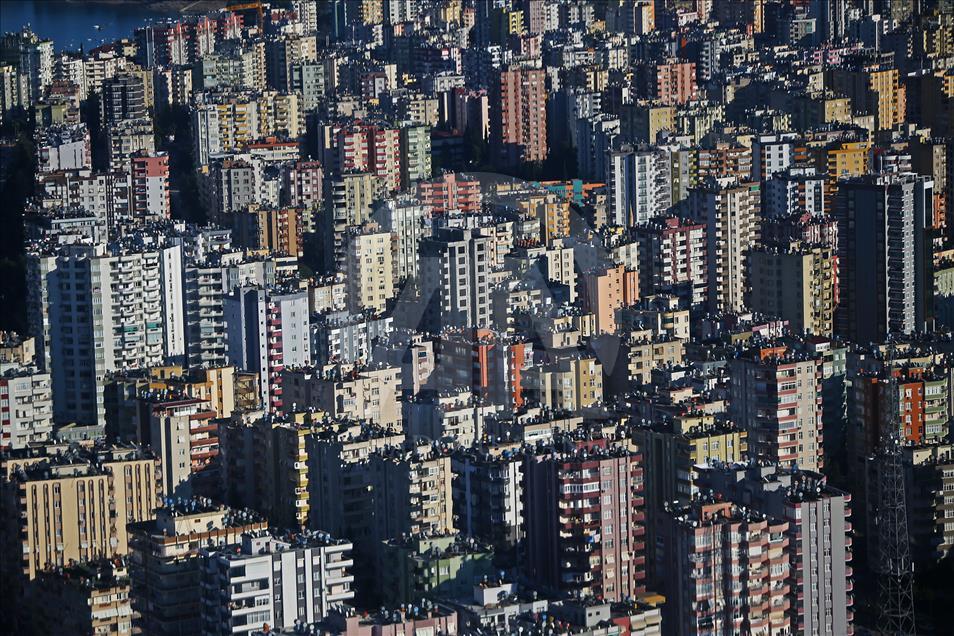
[107,117,156,172]
[835,174,934,343]
[698,464,854,636]
[131,152,171,221]
[631,416,747,582]
[632,216,707,308]
[523,436,647,602]
[323,172,375,271]
[148,395,218,498]
[128,502,267,636]
[200,531,354,634]
[419,227,492,332]
[379,532,494,606]
[749,243,836,336]
[687,177,761,313]
[282,363,402,428]
[0,28,53,104]
[224,286,310,412]
[1,443,161,580]
[490,67,548,166]
[606,144,672,226]
[848,365,952,473]
[579,264,639,334]
[577,114,621,181]
[26,242,185,426]
[0,364,52,450]
[35,123,92,172]
[416,172,482,215]
[399,122,432,188]
[100,71,147,124]
[183,253,279,368]
[649,59,697,105]
[304,421,405,541]
[730,344,825,471]
[375,196,429,281]
[451,446,525,551]
[661,499,791,636]
[345,226,395,314]
[763,167,826,218]
[22,559,136,636]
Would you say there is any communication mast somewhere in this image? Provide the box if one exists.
[875,377,916,635]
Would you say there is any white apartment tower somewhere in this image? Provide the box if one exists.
[224,286,310,412]
[26,242,185,426]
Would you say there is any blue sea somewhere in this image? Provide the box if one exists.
[0,1,184,51]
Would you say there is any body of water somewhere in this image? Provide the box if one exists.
[0,1,183,51]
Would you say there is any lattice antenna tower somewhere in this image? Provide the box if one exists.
[876,376,916,636]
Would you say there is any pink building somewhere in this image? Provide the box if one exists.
[416,172,482,215]
[131,152,171,221]
[491,67,548,166]
[323,607,458,636]
[580,264,639,334]
[653,60,697,105]
[524,436,647,602]
[286,160,324,210]
[663,499,791,636]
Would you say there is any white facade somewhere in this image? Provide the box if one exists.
[0,364,53,450]
[607,144,672,227]
[225,287,310,412]
[201,532,354,636]
[26,242,185,426]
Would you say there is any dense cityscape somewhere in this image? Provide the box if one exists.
[0,0,952,634]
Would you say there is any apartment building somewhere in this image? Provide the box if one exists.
[224,286,310,412]
[523,436,647,602]
[416,172,481,215]
[661,499,791,636]
[23,558,135,635]
[281,363,401,427]
[1,443,161,580]
[200,531,354,635]
[606,144,672,226]
[730,345,824,471]
[749,243,836,336]
[0,364,52,450]
[131,152,171,221]
[491,67,548,166]
[418,227,492,332]
[345,226,396,314]
[451,445,525,550]
[218,412,311,530]
[26,242,185,426]
[835,174,934,343]
[379,533,494,606]
[128,502,267,636]
[699,464,854,636]
[633,216,707,307]
[688,177,761,313]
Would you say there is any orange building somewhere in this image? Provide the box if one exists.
[580,264,639,334]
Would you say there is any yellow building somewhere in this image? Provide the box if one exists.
[823,140,871,185]
[749,244,836,336]
[345,226,396,314]
[626,101,676,143]
[1,443,162,580]
[533,356,604,411]
[219,412,314,530]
